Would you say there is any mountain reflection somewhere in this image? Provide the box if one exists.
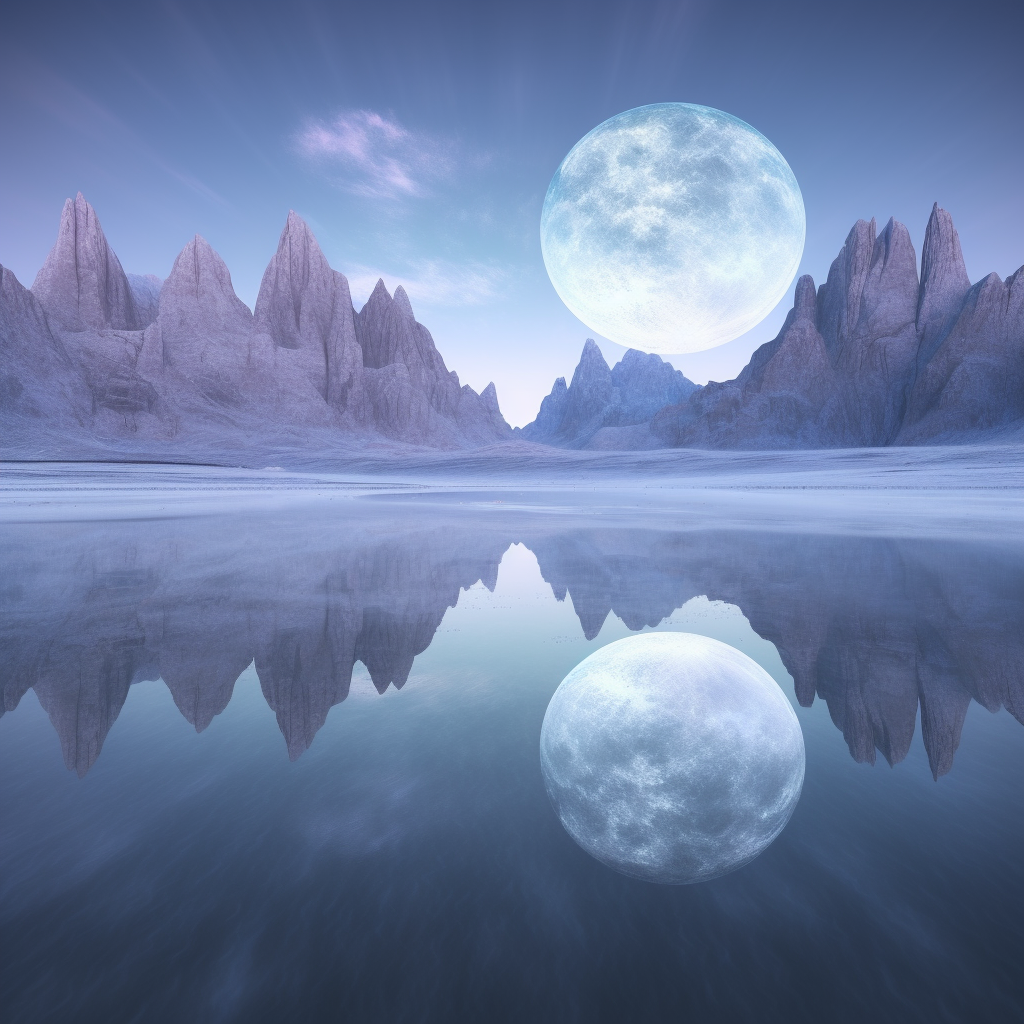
[2,511,1022,778]
[530,530,1024,779]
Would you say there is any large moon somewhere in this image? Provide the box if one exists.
[540,103,805,354]
[540,633,805,884]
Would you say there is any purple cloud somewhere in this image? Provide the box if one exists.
[296,110,453,199]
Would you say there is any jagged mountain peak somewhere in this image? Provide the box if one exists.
[265,212,335,291]
[617,348,648,367]
[165,235,245,304]
[284,208,308,232]
[840,217,877,274]
[364,278,393,310]
[793,274,817,320]
[255,211,340,348]
[393,285,415,320]
[818,213,918,371]
[523,340,697,447]
[917,202,971,358]
[31,191,140,332]
[851,217,876,247]
[252,211,363,405]
[872,217,915,270]
[921,204,968,284]
[559,340,613,433]
[616,347,665,372]
[480,381,500,413]
[356,278,404,369]
[571,338,611,383]
[274,211,323,260]
[159,233,255,369]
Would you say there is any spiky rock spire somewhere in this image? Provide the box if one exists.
[31,193,141,331]
[254,211,362,405]
[916,202,971,360]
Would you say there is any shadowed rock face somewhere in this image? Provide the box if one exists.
[127,274,162,329]
[916,203,972,363]
[355,279,509,445]
[524,376,569,439]
[2,512,1021,779]
[553,339,613,442]
[0,265,92,430]
[817,216,921,444]
[159,235,258,374]
[1,197,511,457]
[656,276,841,449]
[521,340,697,449]
[900,268,1024,440]
[532,206,1023,450]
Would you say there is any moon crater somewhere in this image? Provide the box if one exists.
[539,632,805,884]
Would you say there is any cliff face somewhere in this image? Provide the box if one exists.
[666,206,1023,448]
[536,205,1023,451]
[356,279,509,445]
[30,193,142,333]
[899,267,1024,441]
[2,196,511,457]
[817,216,921,445]
[0,265,93,433]
[253,210,362,409]
[915,204,972,363]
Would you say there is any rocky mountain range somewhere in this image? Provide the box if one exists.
[3,511,1020,778]
[1,195,510,458]
[3,197,1021,460]
[518,341,698,449]
[526,205,1024,450]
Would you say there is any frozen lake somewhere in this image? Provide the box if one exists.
[2,459,1023,1022]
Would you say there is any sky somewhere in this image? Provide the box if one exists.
[1,0,1022,426]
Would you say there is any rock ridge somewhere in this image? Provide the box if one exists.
[536,205,1023,451]
[520,339,697,449]
[2,196,512,456]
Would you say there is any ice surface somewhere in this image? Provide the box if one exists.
[3,443,1022,539]
[2,479,1022,779]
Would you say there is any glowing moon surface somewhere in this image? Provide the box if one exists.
[539,632,805,884]
[540,103,806,354]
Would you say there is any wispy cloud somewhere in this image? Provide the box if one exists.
[347,259,508,309]
[296,110,454,200]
